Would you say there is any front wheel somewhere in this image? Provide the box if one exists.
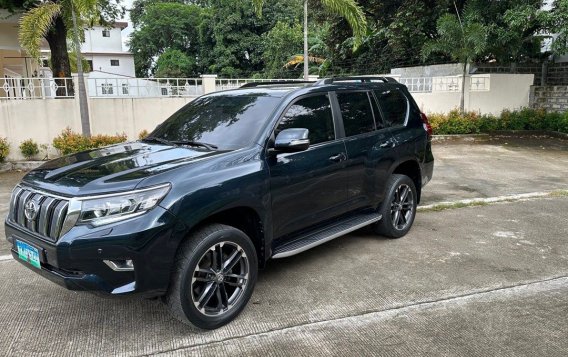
[374,174,418,238]
[166,224,258,329]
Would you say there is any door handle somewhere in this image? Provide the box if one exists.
[379,141,395,149]
[329,153,346,163]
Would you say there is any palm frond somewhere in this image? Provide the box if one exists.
[320,0,367,48]
[19,2,62,59]
[284,54,326,69]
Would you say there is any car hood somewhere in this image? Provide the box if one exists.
[21,142,228,196]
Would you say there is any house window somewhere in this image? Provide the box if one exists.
[101,83,113,95]
[86,60,93,72]
[122,83,129,95]
[41,59,49,68]
[102,29,110,37]
[161,87,168,96]
[110,59,119,66]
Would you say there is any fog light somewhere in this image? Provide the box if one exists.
[104,259,134,271]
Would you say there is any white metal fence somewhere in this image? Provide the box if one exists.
[0,75,493,99]
[1,77,74,99]
[88,78,203,98]
[215,78,305,91]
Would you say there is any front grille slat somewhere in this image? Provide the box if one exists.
[8,187,69,242]
[50,201,69,239]
[38,197,56,237]
[16,191,32,224]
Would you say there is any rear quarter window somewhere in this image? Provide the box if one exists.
[375,88,408,127]
[336,91,375,136]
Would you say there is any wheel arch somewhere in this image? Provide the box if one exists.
[390,159,422,204]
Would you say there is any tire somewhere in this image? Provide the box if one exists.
[374,174,418,238]
[166,223,258,329]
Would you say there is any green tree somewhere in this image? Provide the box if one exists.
[253,0,367,79]
[155,48,197,77]
[422,7,487,113]
[545,0,568,57]
[128,2,204,76]
[262,21,303,77]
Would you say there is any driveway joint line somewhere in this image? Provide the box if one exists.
[137,275,568,356]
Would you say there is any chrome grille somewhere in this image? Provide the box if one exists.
[8,187,69,242]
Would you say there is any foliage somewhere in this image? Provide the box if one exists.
[129,2,204,77]
[138,129,149,139]
[0,137,9,163]
[155,49,197,78]
[19,139,39,160]
[53,127,127,155]
[428,109,568,135]
[544,0,568,56]
[262,21,303,78]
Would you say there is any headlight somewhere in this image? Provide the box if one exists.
[76,184,170,227]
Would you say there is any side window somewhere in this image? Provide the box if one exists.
[369,94,385,130]
[276,95,335,145]
[375,89,408,127]
[337,92,375,136]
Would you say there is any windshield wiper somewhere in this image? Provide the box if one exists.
[172,141,218,150]
[142,136,177,146]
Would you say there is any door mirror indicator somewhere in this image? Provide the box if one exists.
[274,128,310,152]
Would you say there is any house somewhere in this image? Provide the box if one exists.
[1,9,135,99]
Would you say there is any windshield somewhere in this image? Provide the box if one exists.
[148,94,281,150]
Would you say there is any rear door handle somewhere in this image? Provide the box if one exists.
[379,141,395,148]
[329,153,346,162]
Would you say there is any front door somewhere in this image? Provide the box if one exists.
[268,93,349,240]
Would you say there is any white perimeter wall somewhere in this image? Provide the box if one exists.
[0,97,193,160]
[412,74,534,115]
[0,73,535,161]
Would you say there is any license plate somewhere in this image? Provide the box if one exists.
[16,240,41,269]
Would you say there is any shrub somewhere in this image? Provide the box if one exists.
[52,127,128,155]
[19,139,40,160]
[0,137,9,162]
[429,108,567,135]
[138,129,149,140]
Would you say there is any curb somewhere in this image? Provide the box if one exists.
[418,190,568,211]
[0,161,44,173]
[432,130,568,142]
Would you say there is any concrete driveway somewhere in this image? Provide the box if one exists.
[0,136,567,356]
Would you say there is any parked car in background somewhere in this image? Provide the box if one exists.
[5,77,434,329]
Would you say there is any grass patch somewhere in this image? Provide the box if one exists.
[549,189,568,197]
[420,200,489,212]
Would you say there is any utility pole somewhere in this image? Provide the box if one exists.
[303,0,309,80]
[71,3,91,137]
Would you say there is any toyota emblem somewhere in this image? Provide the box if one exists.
[24,200,39,220]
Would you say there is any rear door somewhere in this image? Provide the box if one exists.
[335,90,398,210]
[268,93,349,240]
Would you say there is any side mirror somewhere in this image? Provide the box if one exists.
[274,128,310,152]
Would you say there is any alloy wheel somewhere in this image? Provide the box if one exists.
[191,241,249,316]
[390,184,414,231]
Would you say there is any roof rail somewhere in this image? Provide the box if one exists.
[314,76,398,85]
[240,81,314,88]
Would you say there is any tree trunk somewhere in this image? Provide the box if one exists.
[303,0,309,80]
[45,15,74,97]
[460,61,467,114]
[71,4,91,137]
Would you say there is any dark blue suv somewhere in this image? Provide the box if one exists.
[5,77,434,329]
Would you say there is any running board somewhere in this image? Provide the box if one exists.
[272,212,382,259]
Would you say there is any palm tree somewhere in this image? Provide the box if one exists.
[18,0,98,136]
[422,6,487,113]
[253,0,367,80]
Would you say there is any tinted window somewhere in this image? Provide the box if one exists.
[369,94,385,130]
[149,94,281,150]
[337,92,375,136]
[277,95,334,145]
[375,89,408,127]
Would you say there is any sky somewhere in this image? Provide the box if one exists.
[119,0,134,52]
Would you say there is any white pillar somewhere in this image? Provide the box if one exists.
[201,74,218,94]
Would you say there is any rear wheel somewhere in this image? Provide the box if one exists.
[374,174,417,238]
[166,224,258,329]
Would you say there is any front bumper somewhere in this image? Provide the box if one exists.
[5,205,187,297]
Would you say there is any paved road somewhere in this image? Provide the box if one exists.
[0,197,567,356]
